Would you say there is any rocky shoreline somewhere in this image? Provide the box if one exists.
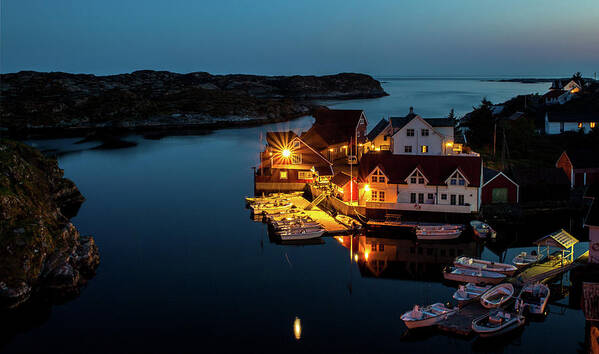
[0,140,99,309]
[0,71,387,138]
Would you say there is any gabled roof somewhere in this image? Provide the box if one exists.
[358,152,482,187]
[543,90,566,100]
[563,149,599,169]
[331,172,352,187]
[482,167,519,187]
[302,109,366,148]
[367,118,389,141]
[533,229,578,250]
[546,112,598,123]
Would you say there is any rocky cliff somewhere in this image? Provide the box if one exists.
[0,71,387,135]
[0,140,99,308]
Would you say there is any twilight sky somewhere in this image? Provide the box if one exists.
[1,0,598,76]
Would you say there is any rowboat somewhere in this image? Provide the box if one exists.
[514,283,550,315]
[443,266,506,284]
[400,303,457,329]
[480,283,514,309]
[453,283,492,303]
[277,226,325,241]
[472,310,525,338]
[251,202,293,214]
[366,215,404,229]
[454,257,518,276]
[335,215,362,230]
[416,225,462,240]
[470,220,496,239]
[512,251,542,267]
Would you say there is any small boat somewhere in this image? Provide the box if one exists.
[470,220,496,239]
[277,226,325,241]
[400,303,457,329]
[454,257,517,276]
[453,283,492,303]
[514,283,550,315]
[512,251,542,267]
[366,215,404,229]
[416,225,462,240]
[472,310,525,338]
[443,266,506,285]
[480,283,514,309]
[335,215,362,230]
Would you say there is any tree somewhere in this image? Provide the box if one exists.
[447,108,457,127]
[460,98,495,149]
[572,72,583,85]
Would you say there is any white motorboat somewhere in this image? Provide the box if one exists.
[515,283,550,315]
[251,202,293,214]
[480,283,514,309]
[443,266,506,285]
[416,225,462,240]
[472,310,525,338]
[335,215,362,230]
[453,283,492,303]
[512,251,542,267]
[400,303,457,329]
[277,226,325,240]
[470,220,496,239]
[273,221,321,232]
[454,257,518,276]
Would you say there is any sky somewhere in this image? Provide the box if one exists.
[1,0,598,76]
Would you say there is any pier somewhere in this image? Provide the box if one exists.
[289,196,351,235]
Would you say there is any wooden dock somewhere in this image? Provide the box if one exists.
[289,196,350,235]
[517,251,589,284]
[437,301,490,336]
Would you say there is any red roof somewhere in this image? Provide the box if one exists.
[302,109,365,148]
[358,152,482,187]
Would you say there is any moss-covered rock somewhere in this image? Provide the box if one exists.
[0,139,99,308]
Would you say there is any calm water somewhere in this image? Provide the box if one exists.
[3,78,589,353]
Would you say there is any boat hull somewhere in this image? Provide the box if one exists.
[279,230,324,241]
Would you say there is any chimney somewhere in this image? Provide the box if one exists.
[409,106,414,115]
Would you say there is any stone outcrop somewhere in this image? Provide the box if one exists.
[0,71,387,135]
[0,139,99,308]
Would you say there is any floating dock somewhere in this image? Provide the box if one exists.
[437,301,490,336]
[289,196,350,235]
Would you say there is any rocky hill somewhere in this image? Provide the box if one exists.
[0,140,99,308]
[0,71,387,136]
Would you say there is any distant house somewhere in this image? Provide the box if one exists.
[301,109,368,163]
[366,118,390,151]
[556,149,599,188]
[481,167,519,204]
[356,152,483,214]
[510,167,570,202]
[542,89,569,105]
[255,131,333,191]
[331,172,358,202]
[544,112,598,134]
[542,79,583,106]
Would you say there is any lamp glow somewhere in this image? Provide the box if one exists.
[364,184,371,192]
[293,317,302,340]
[282,149,291,158]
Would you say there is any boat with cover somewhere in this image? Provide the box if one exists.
[454,256,517,276]
[470,220,496,239]
[416,224,462,240]
[400,303,457,329]
[453,283,492,303]
[277,226,325,241]
[443,266,506,284]
[512,251,542,267]
[251,201,293,214]
[472,310,525,338]
[514,283,550,315]
[480,283,514,309]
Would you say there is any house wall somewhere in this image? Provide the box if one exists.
[391,118,450,155]
[545,117,596,134]
[370,125,393,151]
[590,226,599,264]
[481,174,518,204]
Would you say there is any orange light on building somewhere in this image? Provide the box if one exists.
[354,253,359,262]
[446,142,454,147]
[591,122,596,128]
[329,148,334,152]
[282,149,291,158]
[364,184,370,192]
[364,251,369,261]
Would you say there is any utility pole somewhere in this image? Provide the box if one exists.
[493,122,497,158]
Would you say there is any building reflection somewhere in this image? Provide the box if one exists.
[336,233,482,281]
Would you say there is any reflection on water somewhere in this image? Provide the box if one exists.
[293,317,302,340]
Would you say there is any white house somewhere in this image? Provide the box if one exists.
[544,112,598,134]
[356,153,483,214]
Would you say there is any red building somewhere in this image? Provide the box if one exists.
[255,131,333,191]
[481,167,519,204]
[331,172,359,202]
[556,149,599,188]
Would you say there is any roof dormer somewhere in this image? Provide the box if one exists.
[445,168,469,187]
[368,166,388,184]
[405,166,428,185]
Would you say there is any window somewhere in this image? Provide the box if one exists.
[379,244,384,251]
[428,193,434,200]
[410,177,417,184]
[441,194,447,200]
[458,195,465,205]
[410,247,415,254]
[280,171,288,179]
[418,193,424,204]
[448,171,466,186]
[291,153,302,164]
[410,193,416,203]
[421,145,428,153]
[421,129,429,136]
[293,140,300,148]
[591,122,597,128]
[298,171,312,180]
[419,177,425,184]
[371,169,385,183]
[408,170,426,184]
[371,244,377,252]
[371,191,378,201]
[440,249,446,256]
[404,145,412,153]
[578,122,583,128]
[407,129,415,137]
[418,247,423,255]
[378,191,385,201]
[450,194,456,205]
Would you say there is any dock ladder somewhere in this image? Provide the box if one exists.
[304,192,328,210]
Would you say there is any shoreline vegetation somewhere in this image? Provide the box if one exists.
[0,70,387,139]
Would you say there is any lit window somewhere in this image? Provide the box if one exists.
[291,154,302,164]
[379,191,385,201]
[591,122,596,128]
[421,129,429,136]
[280,171,288,179]
[421,145,428,153]
[578,122,583,128]
[407,129,415,137]
[298,171,312,180]
[405,145,412,153]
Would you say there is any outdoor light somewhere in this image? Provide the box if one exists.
[446,142,454,147]
[293,317,302,340]
[364,184,371,192]
[282,149,291,158]
[354,254,359,262]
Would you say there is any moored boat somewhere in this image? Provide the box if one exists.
[512,251,542,267]
[416,225,463,240]
[470,220,496,239]
[480,283,514,309]
[454,256,517,276]
[472,310,525,338]
[400,303,457,329]
[335,214,362,230]
[443,266,506,284]
[514,283,550,315]
[453,283,492,303]
[277,226,325,241]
